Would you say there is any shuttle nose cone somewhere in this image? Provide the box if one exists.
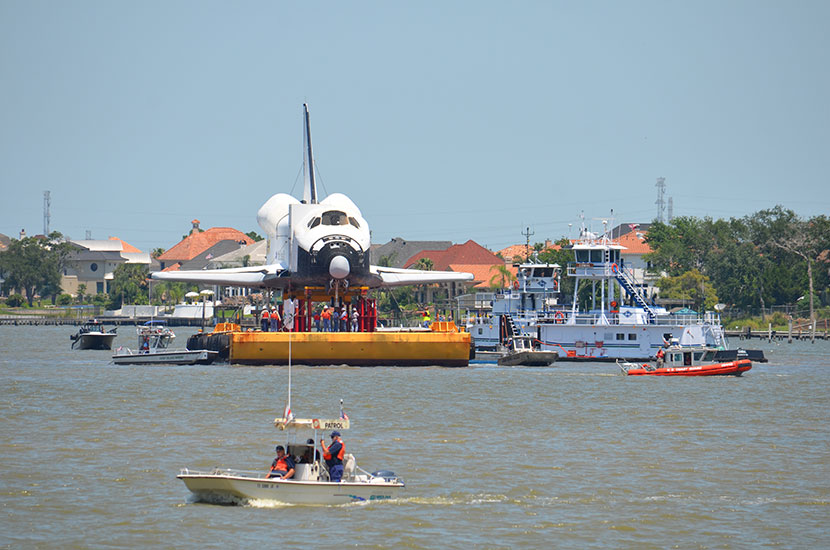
[329,255,350,280]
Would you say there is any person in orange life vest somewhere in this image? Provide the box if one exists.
[270,307,280,332]
[261,309,270,332]
[321,431,345,482]
[268,445,295,479]
[656,347,666,368]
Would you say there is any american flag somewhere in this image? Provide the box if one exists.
[284,403,294,422]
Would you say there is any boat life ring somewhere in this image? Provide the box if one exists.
[610,300,619,314]
[611,263,619,274]
[554,311,565,324]
[312,418,321,429]
[513,281,519,290]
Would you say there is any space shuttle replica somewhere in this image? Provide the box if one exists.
[151,104,473,292]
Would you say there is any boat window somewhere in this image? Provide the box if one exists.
[671,353,682,362]
[534,268,553,278]
[575,250,589,262]
[628,333,637,340]
[348,217,360,229]
[589,250,603,263]
[477,328,483,335]
[703,351,715,361]
[616,333,625,341]
[693,352,703,361]
[321,210,347,226]
[308,217,321,229]
[684,352,692,366]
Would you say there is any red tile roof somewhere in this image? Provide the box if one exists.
[108,236,142,253]
[158,227,253,263]
[496,242,562,261]
[404,240,502,270]
[449,263,518,289]
[617,230,652,255]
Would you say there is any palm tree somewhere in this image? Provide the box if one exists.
[489,264,516,289]
[412,257,434,271]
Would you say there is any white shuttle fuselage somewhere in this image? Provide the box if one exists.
[151,104,472,291]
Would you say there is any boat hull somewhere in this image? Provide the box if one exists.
[497,351,558,366]
[178,472,404,505]
[112,349,218,365]
[229,330,471,367]
[626,359,752,376]
[72,333,117,350]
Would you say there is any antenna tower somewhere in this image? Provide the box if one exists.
[655,177,666,223]
[43,191,51,235]
[668,196,674,222]
[521,226,535,260]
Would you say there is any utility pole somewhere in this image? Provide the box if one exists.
[521,226,535,261]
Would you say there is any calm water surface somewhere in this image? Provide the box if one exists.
[2,326,829,548]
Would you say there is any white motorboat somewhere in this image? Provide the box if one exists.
[70,319,117,350]
[112,320,218,365]
[178,416,405,505]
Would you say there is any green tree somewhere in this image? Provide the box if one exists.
[0,233,71,307]
[245,231,263,242]
[412,257,434,271]
[108,264,150,309]
[76,283,87,304]
[657,270,719,312]
[151,248,166,259]
[488,264,515,289]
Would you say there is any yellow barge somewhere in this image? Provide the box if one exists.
[206,322,471,367]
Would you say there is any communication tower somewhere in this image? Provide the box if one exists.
[655,177,666,223]
[668,196,674,222]
[43,191,51,235]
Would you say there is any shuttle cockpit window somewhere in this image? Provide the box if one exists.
[322,210,347,226]
[308,217,322,229]
[348,217,360,229]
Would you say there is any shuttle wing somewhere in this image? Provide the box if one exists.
[150,263,288,288]
[370,265,474,287]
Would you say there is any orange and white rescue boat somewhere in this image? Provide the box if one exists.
[618,346,752,377]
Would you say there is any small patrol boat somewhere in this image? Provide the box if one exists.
[178,412,405,505]
[618,346,752,377]
[112,321,218,365]
[497,335,558,367]
[70,319,117,350]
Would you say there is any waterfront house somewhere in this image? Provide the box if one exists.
[156,221,254,272]
[62,237,150,296]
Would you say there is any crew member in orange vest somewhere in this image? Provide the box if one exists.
[261,309,270,332]
[656,347,666,368]
[321,431,345,482]
[267,445,295,479]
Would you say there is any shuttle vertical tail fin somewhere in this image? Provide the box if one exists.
[302,103,318,204]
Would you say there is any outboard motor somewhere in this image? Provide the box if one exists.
[371,470,398,482]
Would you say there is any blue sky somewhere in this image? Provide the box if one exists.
[2,1,828,253]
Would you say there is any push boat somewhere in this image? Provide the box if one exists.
[70,319,117,350]
[465,222,766,363]
[178,414,405,505]
[112,320,218,365]
[617,346,752,376]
